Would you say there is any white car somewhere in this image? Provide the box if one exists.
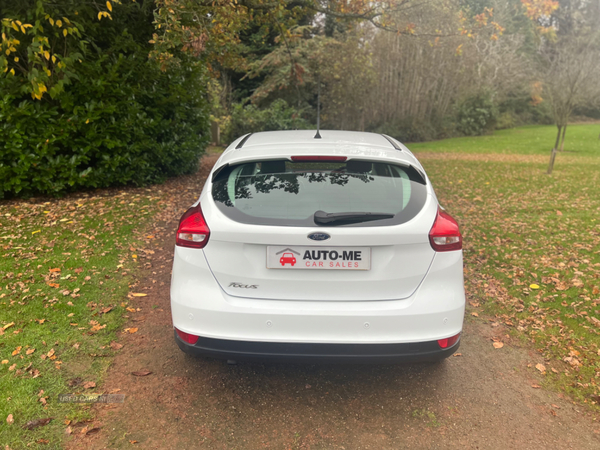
[170,130,465,362]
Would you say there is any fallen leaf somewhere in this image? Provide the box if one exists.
[131,370,152,377]
[3,322,15,330]
[493,342,504,349]
[82,381,96,389]
[453,353,463,357]
[536,363,546,373]
[68,377,82,387]
[36,319,46,324]
[531,384,541,389]
[110,341,123,350]
[47,349,55,358]
[127,328,138,334]
[129,440,139,444]
[7,414,14,424]
[11,346,21,356]
[49,268,61,272]
[2,360,8,364]
[131,293,147,297]
[8,363,16,371]
[556,210,562,216]
[66,426,73,435]
[22,417,53,430]
[471,312,479,317]
[26,348,35,355]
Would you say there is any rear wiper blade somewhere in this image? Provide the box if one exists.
[314,210,394,225]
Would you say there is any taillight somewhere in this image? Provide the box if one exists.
[176,204,210,249]
[175,328,199,345]
[429,207,462,252]
[438,332,460,349]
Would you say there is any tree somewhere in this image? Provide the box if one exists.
[541,35,600,174]
[523,0,600,174]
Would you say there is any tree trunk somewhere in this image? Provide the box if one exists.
[547,125,562,175]
[558,124,567,152]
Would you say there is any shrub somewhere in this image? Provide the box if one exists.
[0,1,209,198]
[223,99,310,144]
[455,93,498,136]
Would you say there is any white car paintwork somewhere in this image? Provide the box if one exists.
[170,130,465,346]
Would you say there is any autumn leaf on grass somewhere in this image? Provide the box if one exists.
[536,363,547,374]
[131,370,152,376]
[82,381,96,389]
[3,322,15,331]
[90,323,107,333]
[26,348,35,355]
[493,342,504,349]
[7,414,14,424]
[12,346,22,356]
[22,418,53,430]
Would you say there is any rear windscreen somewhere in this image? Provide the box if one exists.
[211,160,427,227]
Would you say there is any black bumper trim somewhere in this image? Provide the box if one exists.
[174,330,460,363]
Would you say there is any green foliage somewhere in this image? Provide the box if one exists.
[498,94,553,127]
[0,0,209,198]
[455,92,499,136]
[224,99,310,144]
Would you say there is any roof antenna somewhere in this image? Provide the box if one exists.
[314,74,321,139]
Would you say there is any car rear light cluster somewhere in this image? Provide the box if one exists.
[437,332,460,349]
[175,328,199,345]
[429,207,462,252]
[176,204,210,249]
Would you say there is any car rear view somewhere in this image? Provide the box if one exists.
[171,130,465,362]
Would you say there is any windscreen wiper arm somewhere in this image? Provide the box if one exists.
[314,210,394,225]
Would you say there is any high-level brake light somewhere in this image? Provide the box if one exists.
[290,156,347,162]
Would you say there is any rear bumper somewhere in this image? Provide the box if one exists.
[174,329,460,363]
[171,246,465,345]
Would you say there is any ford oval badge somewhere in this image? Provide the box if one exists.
[308,232,330,241]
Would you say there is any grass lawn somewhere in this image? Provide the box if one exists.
[0,186,175,447]
[411,123,600,406]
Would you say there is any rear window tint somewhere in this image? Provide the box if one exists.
[211,160,427,227]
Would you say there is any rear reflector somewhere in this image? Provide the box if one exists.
[429,207,462,251]
[175,328,199,345]
[438,332,461,349]
[291,156,347,162]
[176,204,210,249]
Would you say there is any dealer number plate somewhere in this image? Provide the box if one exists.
[267,246,371,270]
